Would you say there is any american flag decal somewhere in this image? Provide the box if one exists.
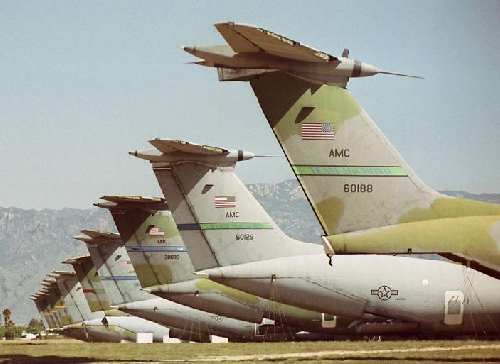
[301,122,335,140]
[147,225,165,236]
[214,195,236,208]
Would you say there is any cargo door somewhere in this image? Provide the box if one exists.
[444,290,464,325]
[321,313,337,328]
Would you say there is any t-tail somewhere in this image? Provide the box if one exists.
[130,139,322,269]
[35,287,60,330]
[184,22,422,88]
[51,271,104,340]
[32,291,56,329]
[93,196,195,288]
[63,255,114,312]
[228,71,500,277]
[51,271,89,323]
[40,278,71,327]
[39,284,63,329]
[30,295,49,330]
[246,72,500,234]
[74,231,151,306]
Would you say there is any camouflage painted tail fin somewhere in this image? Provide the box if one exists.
[41,280,72,326]
[52,272,89,323]
[131,139,320,269]
[63,255,112,312]
[31,296,50,329]
[34,292,57,328]
[44,288,63,328]
[74,231,150,305]
[249,72,500,234]
[95,196,195,288]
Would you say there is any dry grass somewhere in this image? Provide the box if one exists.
[1,339,500,363]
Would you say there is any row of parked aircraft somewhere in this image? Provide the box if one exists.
[31,22,500,343]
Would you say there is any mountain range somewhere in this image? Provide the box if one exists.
[0,179,498,324]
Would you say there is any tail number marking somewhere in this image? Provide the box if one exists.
[344,184,373,193]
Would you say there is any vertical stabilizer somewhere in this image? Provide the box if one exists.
[31,296,49,329]
[248,72,500,234]
[63,255,111,312]
[75,231,151,305]
[130,139,321,268]
[34,294,55,329]
[51,272,88,323]
[94,196,195,288]
[41,281,66,327]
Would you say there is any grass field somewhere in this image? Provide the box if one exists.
[2,339,500,363]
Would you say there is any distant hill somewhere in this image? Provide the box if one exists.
[0,180,498,324]
[0,208,114,324]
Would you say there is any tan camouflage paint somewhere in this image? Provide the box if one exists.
[247,72,500,275]
[70,256,111,312]
[330,216,500,273]
[128,211,187,287]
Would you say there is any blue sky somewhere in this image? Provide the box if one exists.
[0,1,499,209]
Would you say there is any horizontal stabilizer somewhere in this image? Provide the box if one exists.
[215,22,335,63]
[42,278,57,284]
[100,195,164,204]
[49,271,75,278]
[62,255,91,265]
[95,195,167,212]
[74,230,121,245]
[217,67,277,81]
[186,22,425,87]
[149,139,228,156]
[130,138,255,165]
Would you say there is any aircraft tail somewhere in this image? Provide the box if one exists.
[130,139,320,269]
[47,294,63,328]
[94,196,195,288]
[31,296,49,329]
[52,272,89,323]
[40,281,69,327]
[63,255,112,312]
[247,72,500,235]
[33,293,56,329]
[74,231,151,305]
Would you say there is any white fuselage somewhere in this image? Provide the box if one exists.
[204,254,500,334]
[117,297,259,339]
